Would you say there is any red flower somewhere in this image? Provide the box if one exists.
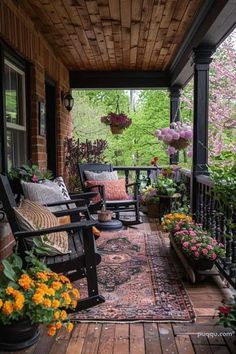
[31,175,39,183]
[219,306,231,315]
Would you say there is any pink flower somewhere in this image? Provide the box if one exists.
[189,231,196,237]
[31,175,39,183]
[196,243,202,247]
[219,243,225,248]
[202,248,208,255]
[172,132,180,140]
[211,253,217,260]
[194,252,200,258]
[182,242,189,248]
[191,246,197,251]
[191,238,196,243]
[184,130,193,139]
[187,150,193,157]
[207,245,213,250]
[166,146,177,155]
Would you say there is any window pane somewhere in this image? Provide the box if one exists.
[6,130,14,170]
[7,129,27,170]
[4,61,25,126]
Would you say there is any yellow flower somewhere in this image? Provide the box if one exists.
[18,274,34,290]
[38,283,49,292]
[52,299,60,308]
[14,291,25,311]
[47,325,57,336]
[60,310,67,320]
[2,301,14,315]
[67,323,74,333]
[51,281,63,291]
[43,298,52,308]
[0,299,3,309]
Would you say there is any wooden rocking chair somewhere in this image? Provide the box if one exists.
[0,174,105,311]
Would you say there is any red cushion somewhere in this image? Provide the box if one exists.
[85,179,129,204]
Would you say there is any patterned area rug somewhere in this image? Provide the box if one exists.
[72,229,195,323]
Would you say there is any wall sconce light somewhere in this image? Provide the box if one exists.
[61,91,74,112]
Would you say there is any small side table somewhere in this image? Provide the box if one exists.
[96,218,123,231]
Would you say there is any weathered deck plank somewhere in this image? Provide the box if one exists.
[3,216,235,354]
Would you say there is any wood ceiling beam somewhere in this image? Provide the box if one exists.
[69,70,170,89]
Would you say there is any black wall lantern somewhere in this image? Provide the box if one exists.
[62,91,74,112]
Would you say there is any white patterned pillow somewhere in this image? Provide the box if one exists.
[14,200,69,255]
[84,170,118,181]
[21,181,64,204]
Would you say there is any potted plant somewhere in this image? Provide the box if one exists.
[162,213,193,234]
[218,297,236,334]
[140,186,160,218]
[100,112,132,134]
[0,252,79,350]
[174,229,225,270]
[155,122,192,155]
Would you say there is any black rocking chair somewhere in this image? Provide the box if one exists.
[0,174,105,311]
[78,163,141,225]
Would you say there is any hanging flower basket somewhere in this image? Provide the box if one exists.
[110,125,124,135]
[155,122,192,155]
[101,112,132,135]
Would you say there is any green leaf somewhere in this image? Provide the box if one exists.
[3,268,17,282]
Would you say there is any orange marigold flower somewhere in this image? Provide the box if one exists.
[14,292,25,311]
[67,323,74,333]
[60,310,67,320]
[71,300,77,309]
[32,293,44,305]
[59,275,70,283]
[18,274,34,290]
[38,283,49,292]
[55,321,62,329]
[54,311,60,320]
[2,300,14,315]
[36,272,49,282]
[47,325,57,336]
[72,288,80,300]
[5,287,15,295]
[0,299,3,308]
[43,298,52,308]
[46,288,56,297]
[51,281,63,291]
[52,299,60,308]
[61,292,71,306]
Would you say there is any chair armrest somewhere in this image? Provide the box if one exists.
[69,191,97,199]
[85,185,106,203]
[126,181,140,199]
[53,206,88,217]
[43,199,86,207]
[14,220,98,239]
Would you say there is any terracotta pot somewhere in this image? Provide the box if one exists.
[110,125,123,134]
[146,203,160,218]
[0,319,40,351]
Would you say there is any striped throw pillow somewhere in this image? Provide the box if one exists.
[14,200,69,255]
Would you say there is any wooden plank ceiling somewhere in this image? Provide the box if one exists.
[22,0,203,71]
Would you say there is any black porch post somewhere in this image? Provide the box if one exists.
[169,85,181,164]
[191,46,215,216]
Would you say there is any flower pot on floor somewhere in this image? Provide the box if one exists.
[0,319,40,351]
[98,210,113,222]
[146,203,160,218]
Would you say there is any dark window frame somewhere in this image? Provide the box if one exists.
[0,39,31,173]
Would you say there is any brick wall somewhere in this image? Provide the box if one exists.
[0,0,73,259]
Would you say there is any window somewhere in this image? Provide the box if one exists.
[4,59,27,170]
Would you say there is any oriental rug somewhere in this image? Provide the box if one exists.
[71,229,195,323]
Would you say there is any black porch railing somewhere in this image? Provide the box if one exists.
[179,169,236,289]
[114,166,236,289]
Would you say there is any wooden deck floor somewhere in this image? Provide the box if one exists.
[1,216,235,354]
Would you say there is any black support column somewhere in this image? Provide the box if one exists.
[191,46,215,215]
[169,85,181,164]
